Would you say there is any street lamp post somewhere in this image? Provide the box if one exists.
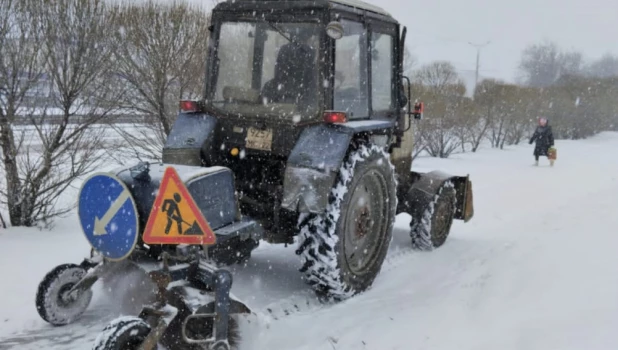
[469,41,491,93]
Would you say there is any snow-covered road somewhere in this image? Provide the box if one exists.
[1,132,618,350]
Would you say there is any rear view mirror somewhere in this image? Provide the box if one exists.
[401,76,410,109]
[326,21,344,40]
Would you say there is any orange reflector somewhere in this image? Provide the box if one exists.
[180,100,199,113]
[323,111,347,124]
[414,102,424,114]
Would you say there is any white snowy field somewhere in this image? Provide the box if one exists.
[1,132,618,350]
[6,123,155,150]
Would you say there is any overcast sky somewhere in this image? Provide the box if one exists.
[374,0,618,83]
[190,0,618,88]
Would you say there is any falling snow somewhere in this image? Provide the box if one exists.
[1,132,618,350]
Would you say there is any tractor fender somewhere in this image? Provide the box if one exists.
[281,124,352,213]
[404,170,474,223]
[281,120,395,214]
[162,113,218,166]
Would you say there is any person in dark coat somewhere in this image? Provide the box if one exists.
[261,29,316,110]
[529,117,555,166]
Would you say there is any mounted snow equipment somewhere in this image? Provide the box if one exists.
[34,0,474,347]
[35,163,259,350]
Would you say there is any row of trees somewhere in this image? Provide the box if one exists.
[410,42,618,159]
[518,40,618,86]
[0,0,211,227]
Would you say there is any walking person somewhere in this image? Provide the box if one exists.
[529,117,555,166]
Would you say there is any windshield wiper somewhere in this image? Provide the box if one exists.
[264,21,303,48]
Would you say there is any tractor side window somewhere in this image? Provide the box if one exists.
[370,33,394,112]
[334,20,368,119]
[214,22,256,101]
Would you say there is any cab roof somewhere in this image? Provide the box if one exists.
[214,0,393,19]
[329,0,390,16]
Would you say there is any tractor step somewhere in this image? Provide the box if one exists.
[214,217,263,241]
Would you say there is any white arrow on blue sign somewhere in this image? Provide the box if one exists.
[78,172,139,261]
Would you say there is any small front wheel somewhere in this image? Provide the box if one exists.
[35,263,93,326]
[93,316,151,350]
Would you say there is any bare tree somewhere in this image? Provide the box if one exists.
[465,84,492,152]
[111,1,211,161]
[415,61,462,92]
[516,44,618,139]
[519,40,583,87]
[474,79,524,149]
[0,0,122,227]
[413,62,466,158]
[453,97,480,152]
[505,86,538,146]
[585,54,618,78]
[0,0,44,226]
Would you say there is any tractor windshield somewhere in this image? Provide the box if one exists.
[206,21,320,121]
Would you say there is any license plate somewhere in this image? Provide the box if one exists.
[245,127,273,151]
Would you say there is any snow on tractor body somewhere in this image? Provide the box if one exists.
[34,0,474,348]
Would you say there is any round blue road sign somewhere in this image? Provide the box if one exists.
[78,172,139,261]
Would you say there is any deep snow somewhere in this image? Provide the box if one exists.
[1,132,618,350]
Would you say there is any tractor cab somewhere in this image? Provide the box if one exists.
[199,0,407,126]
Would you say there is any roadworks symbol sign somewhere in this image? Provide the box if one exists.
[142,167,216,245]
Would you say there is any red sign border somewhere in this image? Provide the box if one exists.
[142,166,216,245]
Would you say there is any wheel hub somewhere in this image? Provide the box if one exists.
[343,169,389,275]
[57,284,78,306]
[355,206,371,238]
[431,190,454,246]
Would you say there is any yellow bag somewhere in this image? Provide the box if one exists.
[548,147,557,160]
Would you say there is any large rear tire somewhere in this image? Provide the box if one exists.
[296,143,397,302]
[410,182,456,251]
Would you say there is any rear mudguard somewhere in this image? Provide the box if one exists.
[403,170,474,223]
[281,120,395,214]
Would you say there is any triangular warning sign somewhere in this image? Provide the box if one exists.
[142,167,216,246]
